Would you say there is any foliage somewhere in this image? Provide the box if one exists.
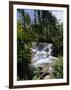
[32,67,40,80]
[17,20,34,80]
[52,57,63,78]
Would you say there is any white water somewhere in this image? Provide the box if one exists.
[31,42,57,67]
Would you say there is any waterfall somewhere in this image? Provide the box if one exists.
[31,42,57,67]
[30,42,58,79]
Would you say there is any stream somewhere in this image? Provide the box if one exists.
[31,42,57,79]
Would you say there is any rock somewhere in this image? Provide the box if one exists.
[40,72,49,79]
[48,66,53,74]
[44,75,51,79]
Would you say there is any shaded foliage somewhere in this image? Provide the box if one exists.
[52,57,63,78]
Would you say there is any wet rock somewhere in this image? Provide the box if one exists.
[40,72,49,79]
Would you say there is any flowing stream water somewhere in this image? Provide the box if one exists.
[31,43,57,66]
[31,42,57,77]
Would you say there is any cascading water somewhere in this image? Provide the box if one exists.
[31,42,58,78]
[31,42,57,67]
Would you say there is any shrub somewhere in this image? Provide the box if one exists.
[52,57,63,79]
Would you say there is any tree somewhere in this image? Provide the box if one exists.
[17,9,31,30]
[17,20,34,80]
